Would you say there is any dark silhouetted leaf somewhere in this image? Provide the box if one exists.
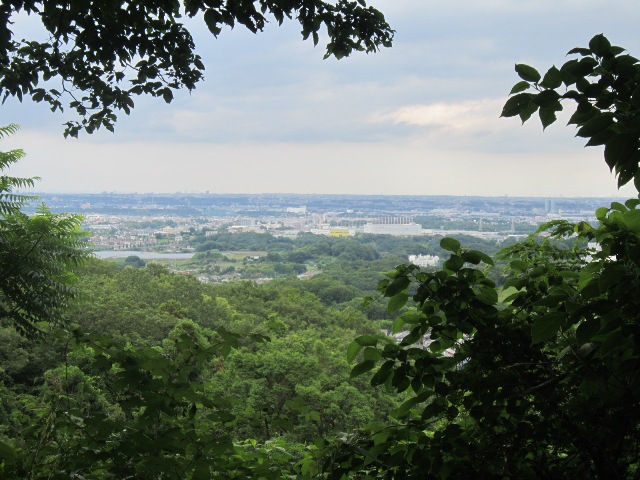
[531,312,565,344]
[589,34,611,56]
[501,93,533,117]
[515,63,541,83]
[540,66,562,89]
[510,81,531,94]
[350,360,375,378]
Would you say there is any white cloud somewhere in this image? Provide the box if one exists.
[372,98,505,132]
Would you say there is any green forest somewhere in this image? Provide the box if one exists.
[1,0,640,476]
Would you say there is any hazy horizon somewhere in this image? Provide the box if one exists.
[22,190,631,200]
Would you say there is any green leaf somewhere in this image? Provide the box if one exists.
[355,335,379,347]
[576,113,614,138]
[534,294,568,307]
[625,198,640,209]
[363,347,382,362]
[531,312,565,344]
[370,361,394,387]
[515,64,541,83]
[598,263,626,292]
[623,209,640,232]
[385,275,410,296]
[539,107,557,130]
[586,130,615,148]
[372,429,390,445]
[161,88,173,103]
[350,360,376,378]
[611,201,627,212]
[461,250,481,265]
[346,341,363,363]
[568,101,597,126]
[567,47,592,56]
[472,250,494,265]
[392,396,421,418]
[510,81,531,94]
[501,93,533,118]
[440,237,461,253]
[392,316,405,334]
[561,58,596,81]
[610,46,627,55]
[442,423,463,438]
[475,287,498,305]
[595,207,610,221]
[575,317,601,345]
[203,9,222,36]
[444,255,464,272]
[540,66,563,89]
[387,292,409,313]
[533,89,561,108]
[401,327,424,346]
[604,134,638,172]
[399,312,426,325]
[508,259,529,272]
[618,167,635,188]
[589,34,611,56]
[392,369,411,392]
[519,101,539,123]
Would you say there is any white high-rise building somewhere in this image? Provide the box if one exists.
[408,254,440,267]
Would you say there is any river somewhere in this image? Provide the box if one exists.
[92,251,195,260]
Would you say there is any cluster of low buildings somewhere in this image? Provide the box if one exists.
[77,193,607,254]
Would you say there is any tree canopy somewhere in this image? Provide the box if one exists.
[0,0,393,137]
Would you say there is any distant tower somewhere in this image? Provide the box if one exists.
[479,218,483,232]
[511,220,515,233]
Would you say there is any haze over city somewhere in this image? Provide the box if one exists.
[3,0,640,197]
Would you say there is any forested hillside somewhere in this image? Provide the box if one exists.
[1,251,411,477]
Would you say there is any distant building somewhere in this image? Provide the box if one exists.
[286,206,307,214]
[329,229,352,237]
[227,225,262,233]
[363,223,423,236]
[155,226,178,237]
[408,254,440,267]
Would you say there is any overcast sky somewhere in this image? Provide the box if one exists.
[3,0,640,196]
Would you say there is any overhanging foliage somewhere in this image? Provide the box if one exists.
[0,0,393,137]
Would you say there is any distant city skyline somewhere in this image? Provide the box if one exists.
[3,1,640,197]
[22,189,633,199]
[26,192,626,215]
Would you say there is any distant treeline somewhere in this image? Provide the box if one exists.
[191,231,512,258]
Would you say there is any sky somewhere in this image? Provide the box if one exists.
[3,0,640,197]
